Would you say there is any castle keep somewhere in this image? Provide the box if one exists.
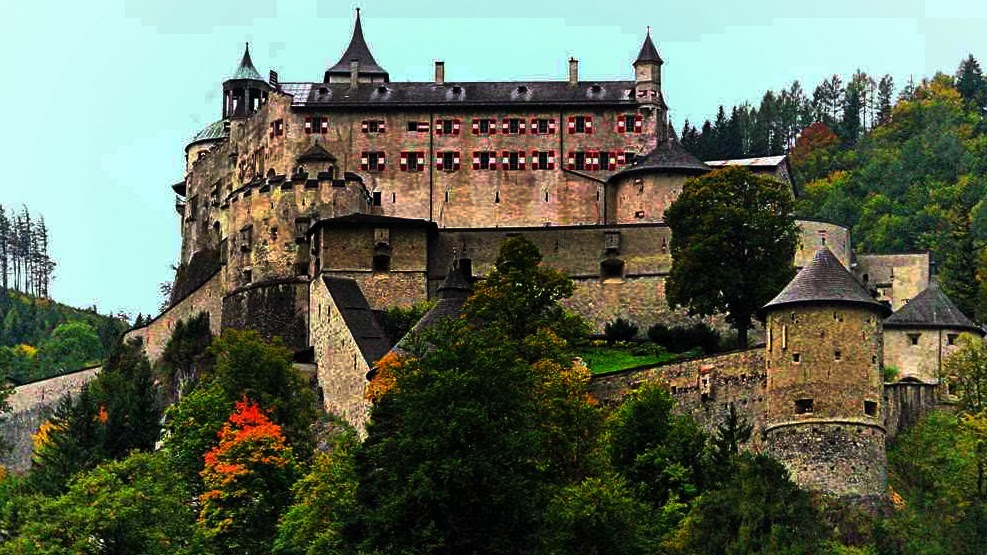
[103,11,980,498]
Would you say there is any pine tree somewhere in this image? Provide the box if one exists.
[877,74,895,125]
[0,205,9,291]
[956,54,987,113]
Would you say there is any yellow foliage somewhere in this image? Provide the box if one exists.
[365,351,409,403]
[32,420,62,451]
[14,344,37,358]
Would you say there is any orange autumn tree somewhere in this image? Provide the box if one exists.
[198,398,297,555]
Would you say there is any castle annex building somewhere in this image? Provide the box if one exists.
[107,11,980,498]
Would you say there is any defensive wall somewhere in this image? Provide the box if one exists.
[0,366,101,473]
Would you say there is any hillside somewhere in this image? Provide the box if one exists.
[0,290,128,383]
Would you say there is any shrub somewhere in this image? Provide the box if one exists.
[604,318,638,344]
[647,322,720,354]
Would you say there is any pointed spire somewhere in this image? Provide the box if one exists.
[325,8,389,82]
[230,42,263,81]
[634,29,663,66]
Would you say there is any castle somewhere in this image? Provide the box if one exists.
[7,11,968,497]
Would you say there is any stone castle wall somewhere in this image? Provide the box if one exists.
[222,278,310,352]
[856,253,930,311]
[0,366,101,473]
[124,271,224,363]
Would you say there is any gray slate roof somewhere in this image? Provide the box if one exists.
[322,276,391,364]
[230,43,263,82]
[325,10,389,79]
[281,80,637,108]
[609,139,709,180]
[296,142,336,163]
[761,247,890,316]
[634,32,663,65]
[187,119,228,148]
[392,261,473,355]
[884,280,982,332]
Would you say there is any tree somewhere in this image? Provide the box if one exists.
[198,399,298,555]
[2,452,199,555]
[36,321,102,376]
[943,333,987,414]
[956,54,987,112]
[877,74,895,125]
[160,311,214,400]
[664,166,798,347]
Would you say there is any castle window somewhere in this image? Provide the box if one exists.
[567,151,600,171]
[794,398,814,414]
[361,120,386,133]
[600,258,624,280]
[908,333,921,346]
[616,113,644,133]
[186,195,198,221]
[833,311,843,322]
[531,150,556,171]
[361,151,386,172]
[495,191,501,203]
[294,218,310,240]
[834,349,842,361]
[436,151,461,171]
[502,150,526,171]
[304,116,329,135]
[400,151,426,172]
[407,121,430,133]
[269,119,284,138]
[242,268,252,284]
[372,191,382,206]
[472,151,498,170]
[530,118,556,135]
[502,118,525,135]
[239,226,253,251]
[792,353,801,363]
[435,118,461,136]
[567,115,594,134]
[600,151,627,171]
[471,118,497,135]
[372,253,391,272]
[864,400,878,417]
[947,333,959,346]
[219,238,228,265]
[818,229,827,246]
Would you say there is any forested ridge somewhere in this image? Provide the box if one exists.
[683,55,987,321]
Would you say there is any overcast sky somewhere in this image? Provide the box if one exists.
[1,0,984,318]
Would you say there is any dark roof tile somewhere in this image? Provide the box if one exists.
[322,277,391,364]
[634,32,663,65]
[761,247,890,316]
[230,43,263,82]
[609,139,708,180]
[325,10,388,79]
[885,280,982,332]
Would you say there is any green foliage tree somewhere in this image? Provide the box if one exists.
[604,317,638,344]
[956,54,987,113]
[1,451,198,555]
[379,300,434,342]
[159,311,214,400]
[162,380,232,491]
[36,321,102,376]
[665,166,798,347]
[943,332,987,414]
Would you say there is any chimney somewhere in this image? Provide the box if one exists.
[568,58,579,86]
[350,60,359,87]
[435,61,445,85]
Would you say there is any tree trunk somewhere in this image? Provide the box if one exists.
[736,320,749,349]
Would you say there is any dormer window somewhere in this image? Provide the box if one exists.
[516,85,528,94]
[451,85,463,95]
[376,85,388,94]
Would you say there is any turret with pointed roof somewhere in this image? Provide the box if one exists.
[633,29,663,66]
[324,9,389,83]
[222,43,271,119]
[761,246,889,498]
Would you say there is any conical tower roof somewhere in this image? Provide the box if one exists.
[608,139,708,181]
[633,29,663,65]
[885,279,982,333]
[761,247,890,317]
[230,43,263,81]
[325,9,389,81]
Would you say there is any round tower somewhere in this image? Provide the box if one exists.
[223,43,270,119]
[760,247,892,498]
[632,29,668,140]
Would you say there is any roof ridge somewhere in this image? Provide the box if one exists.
[761,247,890,316]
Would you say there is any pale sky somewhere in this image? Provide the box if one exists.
[0,0,984,318]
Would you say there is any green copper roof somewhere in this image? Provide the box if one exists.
[230,43,263,81]
[187,119,228,147]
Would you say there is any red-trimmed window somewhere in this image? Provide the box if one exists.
[501,150,526,170]
[566,150,600,171]
[360,151,386,172]
[600,150,627,171]
[269,119,284,138]
[530,118,556,135]
[399,151,426,172]
[531,150,556,170]
[304,116,329,135]
[472,151,497,170]
[471,118,497,135]
[435,118,462,136]
[436,151,461,171]
[502,118,525,135]
[361,120,386,133]
[566,115,593,134]
[616,113,644,134]
[406,121,430,132]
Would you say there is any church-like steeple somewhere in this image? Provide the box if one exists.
[634,29,663,66]
[231,42,264,81]
[324,9,390,83]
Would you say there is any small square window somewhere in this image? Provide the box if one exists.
[795,398,813,414]
[864,400,878,417]
[908,333,921,346]
[792,353,801,363]
[834,350,842,361]
[947,333,959,346]
[406,121,419,132]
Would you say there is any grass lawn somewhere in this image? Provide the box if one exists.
[576,345,679,375]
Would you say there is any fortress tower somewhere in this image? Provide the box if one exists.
[761,248,892,498]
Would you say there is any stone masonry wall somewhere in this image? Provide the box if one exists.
[1,366,101,473]
[856,253,930,311]
[589,348,767,448]
[125,271,224,364]
[222,278,310,352]
[309,278,371,432]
